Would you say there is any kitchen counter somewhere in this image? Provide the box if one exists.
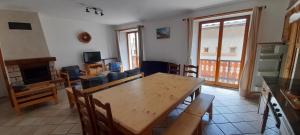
[263,77,300,135]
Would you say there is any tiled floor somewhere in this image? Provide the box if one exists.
[0,85,279,135]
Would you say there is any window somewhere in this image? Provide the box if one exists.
[229,47,237,53]
[203,47,209,53]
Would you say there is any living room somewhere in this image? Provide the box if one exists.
[0,0,299,135]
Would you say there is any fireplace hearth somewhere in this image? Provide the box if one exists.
[20,64,51,85]
[4,57,64,90]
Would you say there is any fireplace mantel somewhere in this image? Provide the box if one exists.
[5,57,56,65]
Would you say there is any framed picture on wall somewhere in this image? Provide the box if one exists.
[156,27,170,39]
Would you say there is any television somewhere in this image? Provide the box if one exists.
[83,51,101,64]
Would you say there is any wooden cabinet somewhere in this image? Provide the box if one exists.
[85,63,104,76]
[282,2,300,78]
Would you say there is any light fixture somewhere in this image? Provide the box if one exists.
[85,6,104,16]
[85,7,90,12]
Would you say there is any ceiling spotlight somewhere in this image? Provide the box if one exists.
[84,6,104,16]
[85,7,90,12]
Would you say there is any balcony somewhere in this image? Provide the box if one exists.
[199,59,241,85]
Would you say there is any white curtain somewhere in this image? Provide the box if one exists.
[137,25,145,66]
[239,7,263,97]
[115,31,121,62]
[186,18,194,65]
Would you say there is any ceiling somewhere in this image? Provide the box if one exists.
[0,0,247,25]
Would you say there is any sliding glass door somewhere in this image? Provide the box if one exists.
[198,16,250,88]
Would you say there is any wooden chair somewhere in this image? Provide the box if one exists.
[183,65,199,78]
[90,96,120,135]
[72,87,96,135]
[183,65,199,102]
[168,63,181,75]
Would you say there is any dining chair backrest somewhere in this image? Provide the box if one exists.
[90,96,115,135]
[72,87,96,135]
[168,63,181,75]
[183,65,199,78]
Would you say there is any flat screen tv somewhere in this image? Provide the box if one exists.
[83,51,101,64]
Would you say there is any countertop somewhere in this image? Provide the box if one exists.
[263,77,300,135]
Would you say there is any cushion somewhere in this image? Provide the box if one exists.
[62,65,81,80]
[81,75,108,89]
[118,72,128,79]
[109,62,121,72]
[125,68,141,76]
[107,72,128,82]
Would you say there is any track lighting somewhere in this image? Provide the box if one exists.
[85,6,104,16]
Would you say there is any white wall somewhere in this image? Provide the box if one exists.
[142,16,188,65]
[0,10,50,60]
[39,14,117,68]
[116,0,289,67]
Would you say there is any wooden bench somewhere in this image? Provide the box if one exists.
[65,73,144,108]
[10,82,58,114]
[163,93,215,135]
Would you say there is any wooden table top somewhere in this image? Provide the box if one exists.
[92,73,204,135]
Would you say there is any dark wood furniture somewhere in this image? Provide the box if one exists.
[141,61,177,76]
[60,65,86,87]
[10,82,58,114]
[168,63,180,75]
[72,88,96,135]
[65,73,144,108]
[90,96,116,135]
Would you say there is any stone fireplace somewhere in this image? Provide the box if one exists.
[5,57,64,89]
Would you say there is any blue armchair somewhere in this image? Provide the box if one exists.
[60,65,86,87]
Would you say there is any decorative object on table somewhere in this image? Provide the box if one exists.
[156,27,170,39]
[78,32,92,43]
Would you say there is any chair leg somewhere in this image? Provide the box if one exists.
[208,104,213,120]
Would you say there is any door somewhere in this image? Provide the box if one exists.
[198,16,250,88]
[127,31,139,69]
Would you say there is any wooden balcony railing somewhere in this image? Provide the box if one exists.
[199,59,241,84]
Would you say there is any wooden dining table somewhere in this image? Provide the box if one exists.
[92,73,205,135]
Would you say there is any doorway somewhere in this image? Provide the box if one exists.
[126,31,139,69]
[197,16,250,88]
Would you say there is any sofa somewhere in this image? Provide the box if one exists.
[140,61,176,76]
[81,68,141,89]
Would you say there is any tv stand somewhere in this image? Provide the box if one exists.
[85,62,105,75]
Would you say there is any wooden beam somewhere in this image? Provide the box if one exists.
[5,57,56,65]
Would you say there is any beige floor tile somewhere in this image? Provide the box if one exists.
[33,125,58,135]
[51,124,74,134]
[68,124,82,134]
